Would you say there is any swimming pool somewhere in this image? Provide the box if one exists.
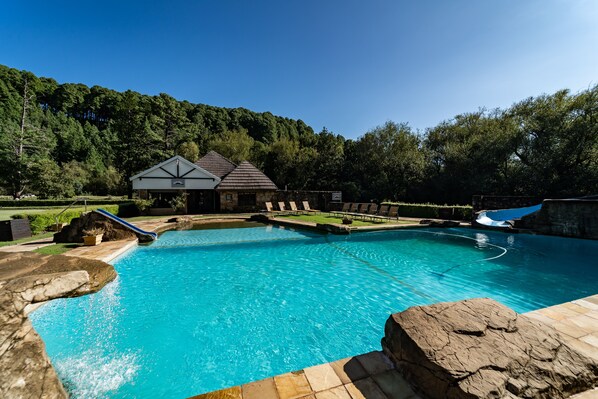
[30,225,598,398]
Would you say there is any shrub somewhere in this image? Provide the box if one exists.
[168,192,188,212]
[0,199,126,207]
[381,202,473,220]
[133,199,154,215]
[117,202,141,217]
[11,205,120,234]
[83,227,105,236]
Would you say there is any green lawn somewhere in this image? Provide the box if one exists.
[33,243,81,255]
[276,212,413,226]
[0,231,55,247]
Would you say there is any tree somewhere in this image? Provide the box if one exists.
[177,141,199,162]
[112,91,165,196]
[207,128,254,163]
[509,87,598,197]
[0,72,55,198]
[345,122,424,201]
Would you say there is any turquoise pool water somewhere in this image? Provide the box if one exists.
[30,226,598,398]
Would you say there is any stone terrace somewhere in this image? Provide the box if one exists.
[189,350,419,399]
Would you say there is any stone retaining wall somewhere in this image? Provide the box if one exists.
[518,199,598,239]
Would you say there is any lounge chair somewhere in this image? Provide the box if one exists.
[353,203,371,220]
[372,205,399,221]
[288,201,303,215]
[278,201,288,213]
[371,204,389,220]
[363,203,378,221]
[386,205,400,220]
[264,202,276,213]
[347,203,359,214]
[331,202,350,217]
[302,201,320,214]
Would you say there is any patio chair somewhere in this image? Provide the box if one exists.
[364,203,378,221]
[347,203,359,215]
[370,204,389,220]
[288,201,303,215]
[302,201,320,214]
[331,202,350,217]
[386,206,400,220]
[264,202,276,213]
[265,201,286,214]
[278,201,288,213]
[354,203,370,220]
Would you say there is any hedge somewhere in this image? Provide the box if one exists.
[11,204,121,234]
[382,202,473,220]
[0,199,127,207]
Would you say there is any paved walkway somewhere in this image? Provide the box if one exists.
[0,236,54,252]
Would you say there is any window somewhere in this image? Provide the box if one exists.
[238,193,256,207]
[225,194,233,201]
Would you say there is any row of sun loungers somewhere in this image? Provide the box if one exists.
[331,203,399,221]
[264,201,319,214]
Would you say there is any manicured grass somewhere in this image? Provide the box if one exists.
[276,212,412,226]
[0,231,55,247]
[33,243,81,255]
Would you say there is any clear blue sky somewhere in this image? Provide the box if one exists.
[1,0,596,138]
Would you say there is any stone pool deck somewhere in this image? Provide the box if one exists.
[190,295,598,399]
[189,351,418,399]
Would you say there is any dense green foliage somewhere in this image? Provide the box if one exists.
[11,204,120,234]
[382,202,473,220]
[0,64,596,204]
[0,199,126,207]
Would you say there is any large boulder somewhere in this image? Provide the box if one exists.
[382,298,598,399]
[0,251,116,399]
[54,211,137,243]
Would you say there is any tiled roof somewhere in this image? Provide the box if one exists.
[195,151,237,179]
[217,161,278,191]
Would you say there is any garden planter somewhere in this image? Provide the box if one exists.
[83,234,103,246]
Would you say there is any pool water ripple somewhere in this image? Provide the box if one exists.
[30,226,598,398]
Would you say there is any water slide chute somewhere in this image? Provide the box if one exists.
[475,204,542,228]
[94,208,158,241]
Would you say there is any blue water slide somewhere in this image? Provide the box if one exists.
[476,204,542,228]
[94,208,158,241]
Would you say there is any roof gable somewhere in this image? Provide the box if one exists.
[195,151,237,179]
[217,161,278,191]
[129,155,220,182]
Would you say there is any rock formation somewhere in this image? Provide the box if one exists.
[0,251,116,399]
[382,298,598,399]
[53,211,138,243]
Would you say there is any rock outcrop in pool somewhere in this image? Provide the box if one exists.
[382,298,598,399]
[0,251,116,399]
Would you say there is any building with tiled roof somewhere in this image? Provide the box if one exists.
[130,151,278,213]
[217,161,278,191]
[216,161,279,211]
[195,150,237,179]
